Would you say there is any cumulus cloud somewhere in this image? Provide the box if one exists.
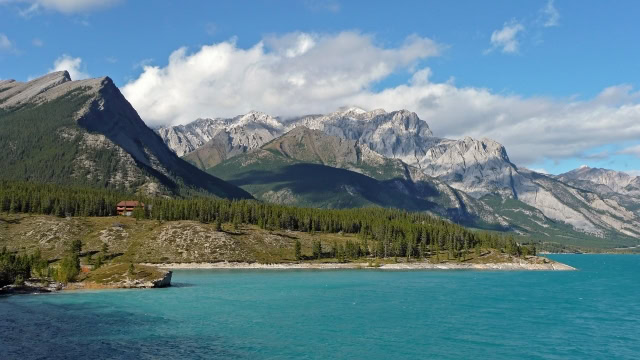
[542,0,560,27]
[49,54,89,80]
[2,0,121,15]
[122,31,440,126]
[122,32,640,166]
[487,20,524,54]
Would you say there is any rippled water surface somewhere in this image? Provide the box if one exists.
[1,255,639,359]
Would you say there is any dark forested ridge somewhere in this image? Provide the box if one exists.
[0,180,534,260]
[0,73,252,199]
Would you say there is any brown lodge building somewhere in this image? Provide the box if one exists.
[116,201,144,216]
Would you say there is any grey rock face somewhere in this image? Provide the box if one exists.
[285,108,436,164]
[418,137,516,198]
[156,118,226,157]
[0,71,72,108]
[157,111,283,157]
[158,107,435,166]
[557,166,640,197]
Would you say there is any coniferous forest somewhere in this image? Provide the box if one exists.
[0,180,532,264]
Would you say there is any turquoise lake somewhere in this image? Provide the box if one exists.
[1,255,639,359]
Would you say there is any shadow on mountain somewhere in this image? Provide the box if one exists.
[228,163,438,210]
[212,154,509,229]
[76,80,252,199]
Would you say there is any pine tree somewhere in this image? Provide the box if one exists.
[312,240,322,260]
[294,240,302,260]
[215,217,223,231]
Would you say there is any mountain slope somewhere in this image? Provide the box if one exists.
[0,72,251,199]
[209,127,506,227]
[411,135,640,242]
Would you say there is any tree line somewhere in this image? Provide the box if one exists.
[0,180,534,261]
[0,247,49,287]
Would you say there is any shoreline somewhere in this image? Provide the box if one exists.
[144,261,576,271]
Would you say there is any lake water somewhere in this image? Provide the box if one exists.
[1,255,639,359]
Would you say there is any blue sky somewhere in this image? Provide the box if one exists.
[1,0,640,175]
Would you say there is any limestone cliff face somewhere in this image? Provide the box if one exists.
[159,108,435,168]
[286,108,436,164]
[0,71,73,108]
[418,137,517,198]
[158,111,282,157]
[557,166,640,197]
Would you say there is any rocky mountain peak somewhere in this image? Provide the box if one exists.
[418,136,516,198]
[0,71,250,198]
[234,110,282,129]
[336,106,368,116]
[0,71,73,109]
[557,166,640,195]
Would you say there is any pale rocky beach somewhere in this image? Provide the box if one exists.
[147,260,576,271]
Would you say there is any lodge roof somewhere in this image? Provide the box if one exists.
[116,201,144,207]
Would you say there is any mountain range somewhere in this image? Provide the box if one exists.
[2,72,639,250]
[158,107,640,249]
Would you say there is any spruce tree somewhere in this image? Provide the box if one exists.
[294,240,302,260]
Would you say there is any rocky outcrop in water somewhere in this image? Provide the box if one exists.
[0,279,64,295]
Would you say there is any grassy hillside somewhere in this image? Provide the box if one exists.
[0,214,342,264]
[0,214,561,266]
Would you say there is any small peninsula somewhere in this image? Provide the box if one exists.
[1,210,574,296]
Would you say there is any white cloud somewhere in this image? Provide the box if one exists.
[2,0,120,15]
[122,31,440,127]
[122,32,640,167]
[487,20,524,54]
[618,145,640,158]
[49,54,89,80]
[625,170,640,177]
[542,0,560,27]
[132,58,153,70]
[0,33,12,51]
[32,38,44,47]
[529,168,549,174]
